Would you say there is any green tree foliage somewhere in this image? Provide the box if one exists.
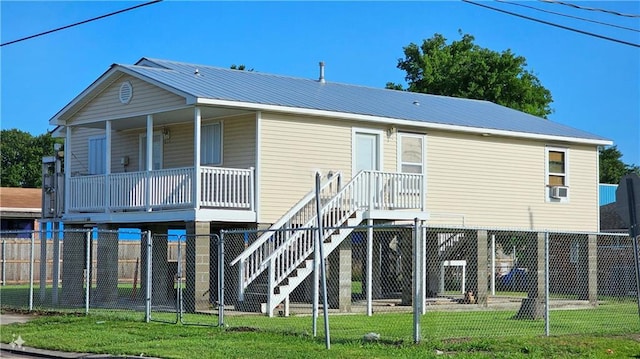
[387,32,553,118]
[230,64,254,72]
[1,129,58,188]
[599,145,639,184]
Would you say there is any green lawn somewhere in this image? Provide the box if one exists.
[2,303,639,358]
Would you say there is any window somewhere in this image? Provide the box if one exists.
[546,147,569,202]
[88,136,106,175]
[398,133,424,174]
[201,122,222,165]
[397,133,425,195]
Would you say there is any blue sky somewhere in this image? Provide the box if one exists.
[1,1,639,165]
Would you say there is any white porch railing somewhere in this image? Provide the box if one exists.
[67,166,254,213]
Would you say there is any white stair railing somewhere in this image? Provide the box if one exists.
[231,170,425,306]
[230,172,342,300]
[265,171,368,295]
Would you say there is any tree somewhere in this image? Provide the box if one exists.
[387,32,553,118]
[599,145,639,184]
[230,64,254,72]
[1,129,58,188]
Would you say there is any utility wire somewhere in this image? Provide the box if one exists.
[463,0,640,48]
[539,0,640,18]
[1,0,163,47]
[496,0,640,33]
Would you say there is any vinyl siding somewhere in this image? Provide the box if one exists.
[222,114,256,169]
[425,131,599,231]
[260,113,357,223]
[71,74,185,123]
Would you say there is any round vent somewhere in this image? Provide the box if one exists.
[119,81,133,104]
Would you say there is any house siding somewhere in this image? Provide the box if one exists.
[425,131,599,231]
[71,74,186,123]
[259,113,395,224]
[221,114,256,169]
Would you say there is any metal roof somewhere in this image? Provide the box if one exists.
[115,57,609,142]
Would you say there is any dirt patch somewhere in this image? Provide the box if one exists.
[1,307,83,317]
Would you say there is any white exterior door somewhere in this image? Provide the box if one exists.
[353,130,383,207]
[88,136,106,175]
[354,132,381,173]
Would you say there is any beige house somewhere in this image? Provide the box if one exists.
[46,58,611,313]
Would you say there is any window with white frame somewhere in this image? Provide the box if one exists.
[88,136,106,175]
[201,122,222,165]
[397,133,425,195]
[398,133,424,174]
[545,146,569,202]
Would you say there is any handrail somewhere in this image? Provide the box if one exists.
[231,170,425,303]
[261,171,366,267]
[229,171,341,266]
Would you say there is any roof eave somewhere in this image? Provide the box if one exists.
[49,64,121,126]
[195,97,612,146]
[49,64,196,127]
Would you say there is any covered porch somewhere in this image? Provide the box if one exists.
[60,103,259,223]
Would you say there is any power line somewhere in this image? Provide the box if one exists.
[496,0,640,33]
[462,0,640,48]
[1,0,163,47]
[539,0,640,18]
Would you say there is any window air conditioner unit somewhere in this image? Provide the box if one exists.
[550,186,569,199]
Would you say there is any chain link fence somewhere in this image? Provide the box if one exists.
[2,225,638,343]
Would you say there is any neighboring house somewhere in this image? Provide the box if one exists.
[599,183,618,206]
[0,187,42,238]
[599,184,627,232]
[46,57,611,313]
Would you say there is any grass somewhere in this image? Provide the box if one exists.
[2,303,639,358]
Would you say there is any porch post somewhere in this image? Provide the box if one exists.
[105,120,111,212]
[146,115,153,212]
[64,126,71,214]
[254,111,262,219]
[194,107,201,210]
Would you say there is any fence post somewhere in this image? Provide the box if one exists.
[177,235,183,322]
[52,222,61,305]
[544,232,550,336]
[413,218,421,344]
[145,231,153,323]
[85,230,91,315]
[29,232,35,311]
[491,234,496,296]
[2,239,6,286]
[315,172,330,349]
[40,227,47,302]
[218,232,225,327]
[366,220,373,316]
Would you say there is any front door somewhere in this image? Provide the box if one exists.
[354,131,381,174]
[354,130,383,207]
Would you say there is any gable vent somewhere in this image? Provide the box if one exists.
[119,81,133,104]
